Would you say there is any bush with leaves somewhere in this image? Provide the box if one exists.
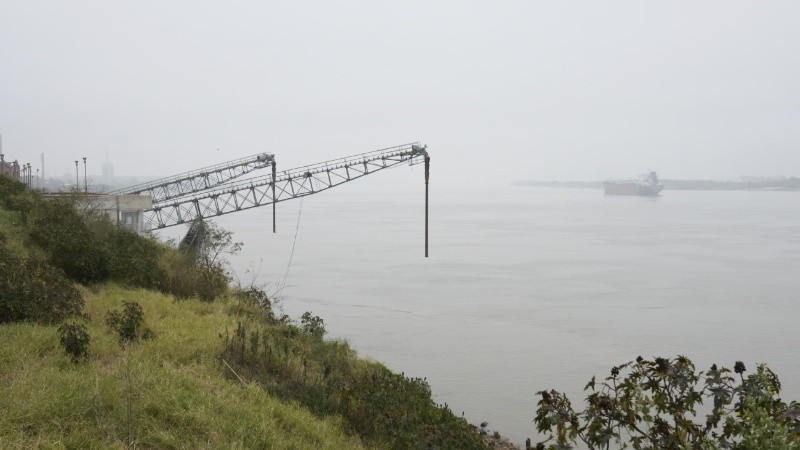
[28,197,111,284]
[58,322,91,362]
[534,356,800,450]
[105,301,154,344]
[180,219,242,270]
[159,251,229,301]
[101,222,166,289]
[233,286,291,324]
[0,246,84,324]
[300,311,326,338]
[0,175,28,208]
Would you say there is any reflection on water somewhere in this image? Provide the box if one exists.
[165,182,800,446]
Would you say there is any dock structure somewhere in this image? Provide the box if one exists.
[92,194,154,233]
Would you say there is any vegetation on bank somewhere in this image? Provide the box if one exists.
[225,291,483,449]
[0,175,488,449]
[534,356,800,449]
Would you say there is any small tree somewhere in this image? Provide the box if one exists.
[180,219,242,269]
[58,322,91,362]
[300,312,326,338]
[534,356,800,449]
[106,301,154,344]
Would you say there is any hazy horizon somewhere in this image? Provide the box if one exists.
[2,1,799,187]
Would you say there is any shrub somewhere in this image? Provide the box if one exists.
[300,312,326,338]
[237,286,272,309]
[534,356,800,449]
[233,287,289,324]
[58,322,91,362]
[0,247,84,324]
[180,219,242,269]
[159,251,229,301]
[0,175,27,208]
[106,301,154,344]
[28,198,111,284]
[103,223,166,289]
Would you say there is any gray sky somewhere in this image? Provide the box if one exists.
[1,1,798,185]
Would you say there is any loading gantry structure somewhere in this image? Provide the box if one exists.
[112,152,276,203]
[117,142,430,256]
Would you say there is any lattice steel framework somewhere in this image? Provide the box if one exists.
[142,142,428,231]
[113,153,274,203]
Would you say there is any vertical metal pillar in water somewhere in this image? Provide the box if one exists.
[425,155,430,258]
[271,160,277,233]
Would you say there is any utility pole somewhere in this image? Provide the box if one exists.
[82,157,87,193]
[75,160,79,190]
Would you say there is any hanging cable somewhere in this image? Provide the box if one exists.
[276,196,304,295]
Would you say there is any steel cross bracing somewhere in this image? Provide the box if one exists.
[112,153,274,204]
[142,142,427,231]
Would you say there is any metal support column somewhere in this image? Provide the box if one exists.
[424,155,430,258]
[271,160,277,233]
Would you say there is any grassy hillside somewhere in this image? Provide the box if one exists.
[0,175,491,449]
[0,284,365,449]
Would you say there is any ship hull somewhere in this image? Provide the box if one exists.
[603,182,663,196]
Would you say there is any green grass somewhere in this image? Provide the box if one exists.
[0,207,35,259]
[0,284,366,449]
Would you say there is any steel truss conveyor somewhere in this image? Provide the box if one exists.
[112,152,275,203]
[140,142,431,256]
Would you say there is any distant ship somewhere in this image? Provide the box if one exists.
[603,171,663,196]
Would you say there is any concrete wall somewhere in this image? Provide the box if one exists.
[90,194,153,232]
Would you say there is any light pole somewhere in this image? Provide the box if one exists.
[82,157,87,193]
[75,160,79,190]
[22,165,26,184]
[27,163,32,187]
[36,168,40,188]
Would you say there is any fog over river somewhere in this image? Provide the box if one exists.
[158,181,800,446]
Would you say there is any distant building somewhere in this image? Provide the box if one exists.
[0,158,21,179]
[102,161,114,184]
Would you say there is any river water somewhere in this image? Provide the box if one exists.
[161,181,800,446]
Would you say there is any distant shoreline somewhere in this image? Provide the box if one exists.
[512,179,800,191]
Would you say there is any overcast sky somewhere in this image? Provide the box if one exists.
[1,1,798,185]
